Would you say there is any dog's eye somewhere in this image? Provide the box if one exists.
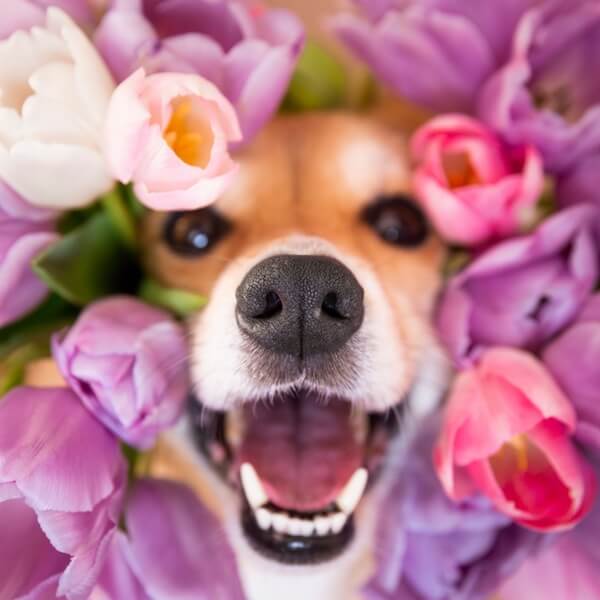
[163,208,231,255]
[362,195,428,247]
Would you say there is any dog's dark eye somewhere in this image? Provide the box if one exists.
[362,195,428,247]
[163,208,231,256]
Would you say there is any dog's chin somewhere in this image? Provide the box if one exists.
[188,387,402,566]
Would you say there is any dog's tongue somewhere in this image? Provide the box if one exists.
[237,394,363,511]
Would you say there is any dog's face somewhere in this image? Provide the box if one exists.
[141,112,447,569]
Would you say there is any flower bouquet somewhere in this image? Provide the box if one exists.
[1,1,600,599]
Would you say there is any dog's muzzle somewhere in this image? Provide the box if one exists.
[190,254,402,564]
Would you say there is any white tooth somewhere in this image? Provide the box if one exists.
[331,512,347,534]
[288,518,303,536]
[315,516,332,536]
[255,508,272,531]
[299,520,315,537]
[240,463,268,509]
[272,512,290,534]
[336,468,368,514]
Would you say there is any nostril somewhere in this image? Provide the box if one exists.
[321,292,348,321]
[253,290,283,319]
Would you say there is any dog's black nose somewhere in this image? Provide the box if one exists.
[236,254,364,358]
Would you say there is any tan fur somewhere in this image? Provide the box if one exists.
[140,112,448,600]
[141,112,444,310]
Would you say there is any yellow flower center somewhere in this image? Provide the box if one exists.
[507,434,529,471]
[442,151,480,188]
[490,434,532,480]
[164,97,215,169]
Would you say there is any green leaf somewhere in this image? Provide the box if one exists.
[282,40,348,111]
[101,186,138,250]
[139,278,207,317]
[443,248,472,278]
[0,294,76,359]
[122,184,147,220]
[0,342,48,396]
[521,176,557,233]
[32,211,141,306]
[56,203,101,235]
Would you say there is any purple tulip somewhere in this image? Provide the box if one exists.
[94,0,304,143]
[437,205,600,367]
[557,152,600,210]
[0,0,95,39]
[0,181,57,327]
[544,294,600,453]
[331,0,533,112]
[365,417,542,600]
[499,495,600,600]
[53,296,189,450]
[0,386,126,600]
[93,479,245,600]
[92,533,149,600]
[479,0,600,172]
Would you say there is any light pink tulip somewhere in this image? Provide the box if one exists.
[434,348,597,532]
[104,69,242,211]
[411,115,544,246]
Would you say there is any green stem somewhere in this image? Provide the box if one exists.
[100,186,138,250]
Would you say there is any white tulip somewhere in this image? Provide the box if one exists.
[0,7,114,209]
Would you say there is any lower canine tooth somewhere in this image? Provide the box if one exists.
[331,512,347,534]
[255,508,272,531]
[336,468,368,514]
[240,463,268,509]
[272,512,289,534]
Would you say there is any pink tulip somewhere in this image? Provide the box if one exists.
[104,69,242,211]
[411,115,544,246]
[434,348,597,532]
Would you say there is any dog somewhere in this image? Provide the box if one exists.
[140,111,450,600]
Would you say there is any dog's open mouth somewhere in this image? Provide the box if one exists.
[189,388,400,564]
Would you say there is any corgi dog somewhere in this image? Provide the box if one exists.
[141,112,449,600]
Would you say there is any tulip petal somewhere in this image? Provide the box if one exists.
[53,297,188,449]
[93,532,149,600]
[124,479,246,600]
[332,7,495,112]
[439,349,574,474]
[500,531,600,600]
[0,495,68,600]
[411,114,545,247]
[0,387,121,512]
[94,9,157,83]
[437,204,600,365]
[225,39,299,141]
[48,8,115,130]
[0,228,57,327]
[0,8,114,209]
[435,348,597,531]
[0,141,113,209]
